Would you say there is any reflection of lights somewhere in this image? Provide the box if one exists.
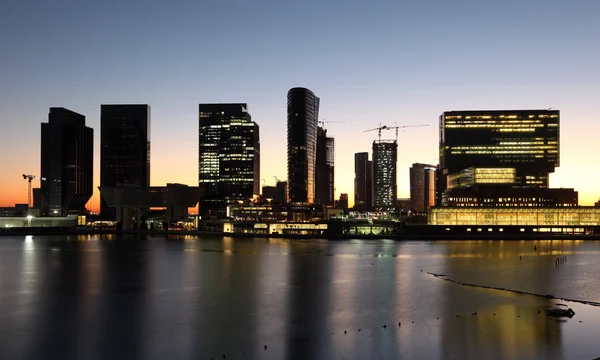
[25,235,33,243]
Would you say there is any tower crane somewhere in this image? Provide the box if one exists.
[22,174,46,209]
[318,119,345,128]
[386,123,430,141]
[365,123,430,142]
[364,123,389,142]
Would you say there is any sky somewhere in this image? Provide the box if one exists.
[1,0,599,211]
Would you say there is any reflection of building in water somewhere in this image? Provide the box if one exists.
[286,241,331,359]
[439,242,563,358]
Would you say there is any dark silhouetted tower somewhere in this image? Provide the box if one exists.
[409,163,436,213]
[41,107,93,216]
[315,126,334,205]
[354,152,373,211]
[287,87,319,203]
[100,104,151,219]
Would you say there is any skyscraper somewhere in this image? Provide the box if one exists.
[198,103,260,217]
[100,104,151,219]
[275,181,288,204]
[287,87,319,203]
[354,152,373,211]
[315,126,334,205]
[40,107,93,216]
[372,141,397,211]
[409,163,436,213]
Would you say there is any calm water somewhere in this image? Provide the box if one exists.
[1,235,600,360]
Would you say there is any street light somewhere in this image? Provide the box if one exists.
[26,215,33,227]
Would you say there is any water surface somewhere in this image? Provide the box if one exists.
[1,235,599,359]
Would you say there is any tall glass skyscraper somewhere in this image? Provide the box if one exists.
[198,103,260,217]
[372,141,397,211]
[100,104,151,219]
[40,107,93,216]
[287,87,319,203]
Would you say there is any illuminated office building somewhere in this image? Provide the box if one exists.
[440,109,559,189]
[315,127,335,205]
[373,141,397,211]
[100,104,151,219]
[438,109,565,207]
[354,152,373,211]
[198,103,260,217]
[41,107,93,216]
[287,87,319,203]
[410,163,436,213]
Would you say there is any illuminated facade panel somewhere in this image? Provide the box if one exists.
[373,141,397,211]
[287,87,319,203]
[198,103,260,217]
[440,110,559,188]
[429,207,600,226]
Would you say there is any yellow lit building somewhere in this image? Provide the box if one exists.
[429,207,600,226]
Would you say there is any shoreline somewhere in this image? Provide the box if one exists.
[3,228,600,240]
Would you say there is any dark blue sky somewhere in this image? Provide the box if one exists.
[1,0,599,207]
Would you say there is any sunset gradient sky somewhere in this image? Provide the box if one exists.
[1,0,599,211]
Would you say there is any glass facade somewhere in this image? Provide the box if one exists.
[198,104,260,217]
[354,152,371,211]
[409,163,436,213]
[287,87,319,203]
[440,110,559,188]
[429,207,600,226]
[315,127,334,205]
[40,108,93,216]
[373,141,397,211]
[100,104,151,219]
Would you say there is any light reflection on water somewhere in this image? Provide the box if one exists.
[0,235,599,359]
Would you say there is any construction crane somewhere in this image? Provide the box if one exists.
[387,123,430,141]
[365,123,429,142]
[22,174,46,209]
[318,119,345,128]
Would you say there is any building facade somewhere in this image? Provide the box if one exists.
[429,207,600,227]
[354,152,373,211]
[198,103,260,217]
[275,181,288,204]
[440,109,560,189]
[262,185,276,201]
[41,108,93,216]
[287,87,319,203]
[409,163,437,213]
[315,127,334,205]
[100,104,151,219]
[372,141,397,211]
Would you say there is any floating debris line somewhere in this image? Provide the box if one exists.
[427,272,600,307]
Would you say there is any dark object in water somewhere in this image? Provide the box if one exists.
[546,306,575,317]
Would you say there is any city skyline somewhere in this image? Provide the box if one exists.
[2,1,600,210]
